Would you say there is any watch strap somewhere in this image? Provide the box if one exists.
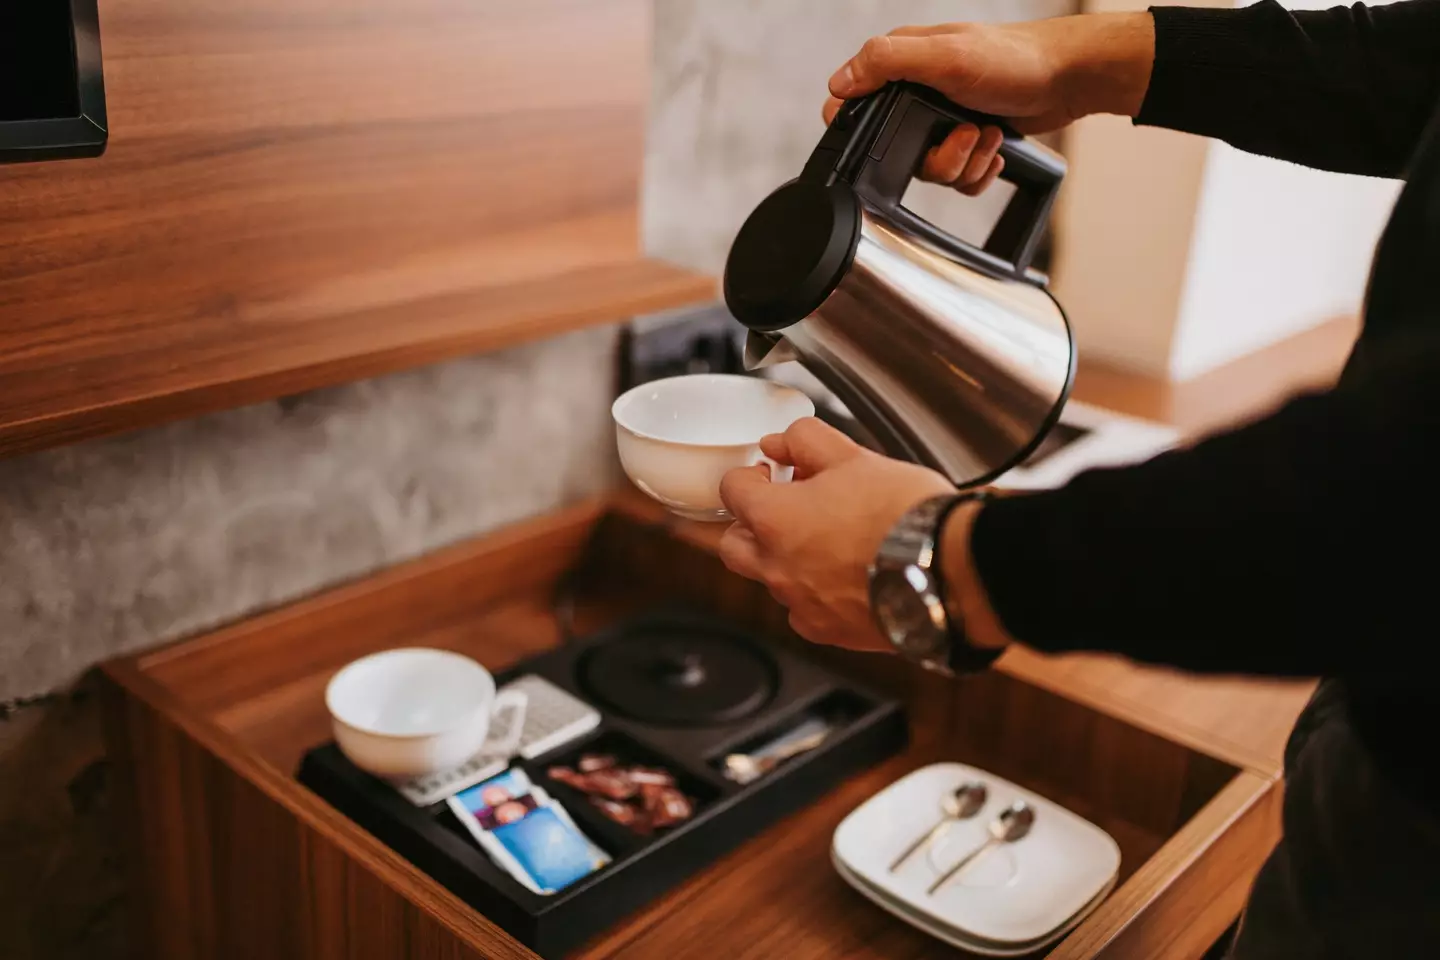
[932,492,1004,675]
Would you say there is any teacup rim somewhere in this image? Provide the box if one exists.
[325,646,494,739]
[611,373,814,446]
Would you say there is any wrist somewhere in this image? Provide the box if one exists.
[1053,11,1156,120]
[939,499,1014,652]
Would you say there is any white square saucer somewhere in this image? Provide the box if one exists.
[832,763,1121,951]
[832,851,1116,956]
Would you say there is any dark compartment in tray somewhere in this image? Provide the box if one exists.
[534,729,720,850]
[299,609,907,958]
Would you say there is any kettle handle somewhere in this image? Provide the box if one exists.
[841,83,1065,279]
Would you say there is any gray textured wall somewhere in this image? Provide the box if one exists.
[2,328,620,703]
[0,327,621,959]
[642,0,1078,276]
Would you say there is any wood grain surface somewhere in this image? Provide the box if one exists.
[107,500,1282,959]
[1047,771,1280,960]
[101,658,537,960]
[0,0,713,457]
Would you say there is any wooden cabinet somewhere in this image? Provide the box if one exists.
[101,493,1283,960]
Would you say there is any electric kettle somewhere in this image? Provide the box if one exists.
[723,82,1075,488]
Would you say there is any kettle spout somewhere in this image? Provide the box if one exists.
[743,330,801,371]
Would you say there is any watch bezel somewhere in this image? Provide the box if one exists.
[868,562,950,660]
[868,494,961,667]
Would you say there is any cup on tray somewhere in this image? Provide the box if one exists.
[325,648,528,780]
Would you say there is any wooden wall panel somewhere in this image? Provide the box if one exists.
[0,0,712,456]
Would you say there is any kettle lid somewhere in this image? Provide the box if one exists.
[723,178,860,333]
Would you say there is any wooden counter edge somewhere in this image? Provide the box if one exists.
[98,656,537,960]
[1053,770,1281,960]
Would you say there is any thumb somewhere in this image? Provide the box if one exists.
[718,464,779,532]
[830,35,956,98]
[760,417,863,479]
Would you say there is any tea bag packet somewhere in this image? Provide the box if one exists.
[450,768,610,895]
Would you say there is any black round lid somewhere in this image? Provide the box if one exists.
[577,624,778,727]
[723,179,861,333]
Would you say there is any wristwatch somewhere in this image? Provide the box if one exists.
[868,492,1001,676]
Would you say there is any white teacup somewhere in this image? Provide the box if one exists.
[325,648,528,781]
[612,373,815,521]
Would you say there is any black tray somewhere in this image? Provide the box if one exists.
[299,609,907,957]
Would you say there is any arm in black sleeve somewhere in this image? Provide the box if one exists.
[1138,1,1440,177]
[969,330,1440,679]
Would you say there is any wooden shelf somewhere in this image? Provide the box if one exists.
[0,212,712,456]
[1072,314,1360,438]
[101,495,1282,960]
[0,0,715,457]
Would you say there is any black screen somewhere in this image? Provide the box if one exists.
[0,2,82,122]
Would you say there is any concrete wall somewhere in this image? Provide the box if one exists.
[0,327,621,959]
[642,0,1080,277]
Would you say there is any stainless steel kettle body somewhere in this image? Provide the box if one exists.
[725,82,1074,488]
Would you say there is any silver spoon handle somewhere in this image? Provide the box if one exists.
[927,836,997,895]
[889,817,952,873]
[772,729,828,761]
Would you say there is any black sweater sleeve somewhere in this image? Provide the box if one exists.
[969,329,1440,680]
[1137,1,1440,177]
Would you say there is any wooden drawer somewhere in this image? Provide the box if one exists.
[100,494,1281,960]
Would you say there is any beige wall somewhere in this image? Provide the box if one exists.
[1054,0,1403,380]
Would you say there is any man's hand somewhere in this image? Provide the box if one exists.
[717,418,954,652]
[823,13,1155,195]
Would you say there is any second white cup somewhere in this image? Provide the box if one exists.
[612,373,815,522]
[325,648,528,781]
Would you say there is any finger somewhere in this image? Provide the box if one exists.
[953,124,1004,190]
[759,431,791,464]
[960,154,1004,197]
[787,609,822,645]
[718,523,767,581]
[886,23,960,38]
[921,123,980,183]
[830,35,956,99]
[760,431,814,480]
[759,571,801,610]
[718,464,780,534]
[822,96,843,126]
[772,418,864,479]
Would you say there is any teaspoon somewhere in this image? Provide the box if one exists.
[889,781,988,873]
[928,800,1035,895]
[722,728,829,784]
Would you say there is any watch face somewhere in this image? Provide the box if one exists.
[870,565,946,658]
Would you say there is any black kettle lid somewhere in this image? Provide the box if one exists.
[724,84,1067,335]
[722,178,860,334]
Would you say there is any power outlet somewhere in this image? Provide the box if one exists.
[619,303,746,390]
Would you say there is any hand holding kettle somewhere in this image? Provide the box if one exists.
[821,14,1157,196]
[719,12,1161,655]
